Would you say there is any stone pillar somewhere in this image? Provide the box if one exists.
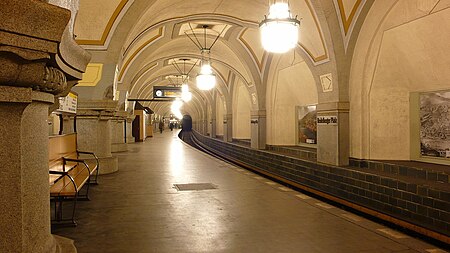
[224,114,233,142]
[111,111,127,152]
[316,102,350,166]
[211,117,217,138]
[62,115,75,134]
[126,115,135,143]
[0,87,59,253]
[251,110,267,149]
[0,1,90,252]
[77,100,119,174]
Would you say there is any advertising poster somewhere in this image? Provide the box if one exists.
[420,91,450,159]
[297,105,317,144]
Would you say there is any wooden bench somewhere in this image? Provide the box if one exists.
[49,133,99,225]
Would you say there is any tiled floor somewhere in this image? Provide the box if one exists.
[53,130,447,253]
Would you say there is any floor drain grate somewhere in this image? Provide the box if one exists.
[174,183,217,191]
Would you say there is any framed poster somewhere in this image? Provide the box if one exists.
[420,91,450,159]
[297,105,317,145]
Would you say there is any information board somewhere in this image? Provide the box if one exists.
[57,92,77,114]
[153,86,182,98]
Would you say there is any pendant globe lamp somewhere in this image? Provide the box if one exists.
[196,50,216,90]
[260,1,300,53]
[185,24,228,91]
[172,59,194,102]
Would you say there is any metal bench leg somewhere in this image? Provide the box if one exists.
[71,193,78,226]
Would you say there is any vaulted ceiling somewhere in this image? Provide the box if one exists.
[74,0,370,117]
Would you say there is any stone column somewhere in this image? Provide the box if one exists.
[111,111,127,152]
[76,100,119,174]
[126,115,135,143]
[316,102,350,166]
[62,115,75,134]
[251,110,267,149]
[0,87,59,253]
[211,117,217,138]
[224,114,233,142]
[0,1,90,252]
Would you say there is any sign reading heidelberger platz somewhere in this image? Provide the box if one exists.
[153,86,182,99]
[317,116,338,125]
[57,92,78,114]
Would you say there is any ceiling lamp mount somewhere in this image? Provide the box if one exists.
[171,58,195,102]
[260,1,301,53]
[185,23,228,91]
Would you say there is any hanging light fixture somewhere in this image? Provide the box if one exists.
[181,84,192,102]
[196,55,215,91]
[172,59,195,102]
[260,1,300,53]
[185,24,228,90]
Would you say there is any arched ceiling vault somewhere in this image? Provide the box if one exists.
[74,0,376,114]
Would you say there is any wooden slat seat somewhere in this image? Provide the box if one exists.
[48,133,100,225]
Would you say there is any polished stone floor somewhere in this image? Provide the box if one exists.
[53,130,447,253]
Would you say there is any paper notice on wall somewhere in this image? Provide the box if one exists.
[57,92,77,114]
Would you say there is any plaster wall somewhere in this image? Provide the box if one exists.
[233,80,251,139]
[349,0,450,160]
[216,95,224,136]
[267,60,318,145]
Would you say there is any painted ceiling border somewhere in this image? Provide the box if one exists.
[334,0,367,51]
[76,0,133,49]
[118,27,164,82]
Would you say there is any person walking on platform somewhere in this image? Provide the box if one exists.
[159,120,164,133]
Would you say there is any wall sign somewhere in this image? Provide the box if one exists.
[317,116,338,125]
[57,92,77,114]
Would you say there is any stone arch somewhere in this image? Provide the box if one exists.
[266,51,318,145]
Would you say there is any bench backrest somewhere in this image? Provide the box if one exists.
[49,133,78,172]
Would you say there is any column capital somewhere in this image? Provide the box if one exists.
[317,102,350,113]
[0,0,91,96]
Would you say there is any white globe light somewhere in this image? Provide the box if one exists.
[260,3,300,53]
[181,84,189,93]
[171,99,183,113]
[182,91,192,102]
[196,63,216,90]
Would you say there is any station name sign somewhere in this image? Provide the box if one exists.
[317,116,338,125]
[153,86,182,98]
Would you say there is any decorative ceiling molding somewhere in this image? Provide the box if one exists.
[238,28,267,73]
[334,0,367,50]
[300,0,329,64]
[76,0,133,49]
[118,27,164,82]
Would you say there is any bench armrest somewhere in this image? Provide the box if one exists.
[77,150,99,167]
[63,158,92,175]
[49,170,76,189]
[49,170,68,175]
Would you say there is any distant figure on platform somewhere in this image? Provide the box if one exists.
[159,120,164,133]
[169,122,174,131]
